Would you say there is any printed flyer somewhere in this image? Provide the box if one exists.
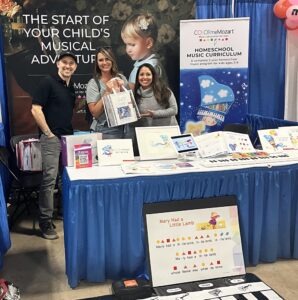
[180,18,249,136]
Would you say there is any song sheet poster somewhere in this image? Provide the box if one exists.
[146,204,245,287]
[180,18,249,136]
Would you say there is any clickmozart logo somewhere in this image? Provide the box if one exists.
[193,28,234,45]
[193,29,234,36]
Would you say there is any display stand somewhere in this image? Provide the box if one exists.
[177,152,198,162]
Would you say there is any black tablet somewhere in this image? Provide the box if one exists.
[171,133,198,154]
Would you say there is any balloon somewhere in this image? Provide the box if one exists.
[273,0,292,19]
[285,18,298,30]
[274,0,298,30]
[286,5,298,20]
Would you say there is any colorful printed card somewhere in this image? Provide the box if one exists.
[223,131,255,153]
[143,196,245,287]
[258,129,294,153]
[278,126,298,149]
[97,139,134,166]
[194,132,228,158]
[74,143,92,169]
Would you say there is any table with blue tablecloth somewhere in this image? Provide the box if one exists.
[62,161,298,288]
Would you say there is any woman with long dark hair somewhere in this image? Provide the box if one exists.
[134,63,178,126]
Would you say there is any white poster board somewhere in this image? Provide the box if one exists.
[143,196,245,287]
[136,126,181,160]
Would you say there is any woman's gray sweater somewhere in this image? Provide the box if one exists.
[137,87,178,127]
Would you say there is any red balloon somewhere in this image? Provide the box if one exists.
[285,18,298,30]
[273,0,292,19]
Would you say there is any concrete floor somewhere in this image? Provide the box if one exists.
[1,216,298,300]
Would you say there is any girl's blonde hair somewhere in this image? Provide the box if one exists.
[121,13,157,42]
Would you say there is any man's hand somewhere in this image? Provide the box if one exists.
[31,104,54,137]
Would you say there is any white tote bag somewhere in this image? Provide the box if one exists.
[103,87,140,127]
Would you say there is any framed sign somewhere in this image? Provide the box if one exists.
[136,126,181,160]
[143,196,245,288]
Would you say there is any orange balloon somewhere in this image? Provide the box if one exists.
[273,0,291,19]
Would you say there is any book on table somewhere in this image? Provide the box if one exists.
[258,128,294,153]
[194,131,255,158]
[73,143,92,169]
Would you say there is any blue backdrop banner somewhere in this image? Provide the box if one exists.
[195,0,286,119]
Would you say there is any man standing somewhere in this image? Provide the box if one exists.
[31,52,77,239]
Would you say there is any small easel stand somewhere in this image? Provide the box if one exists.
[177,152,198,162]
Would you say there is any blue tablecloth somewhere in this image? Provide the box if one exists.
[0,123,11,270]
[0,176,10,270]
[63,164,298,288]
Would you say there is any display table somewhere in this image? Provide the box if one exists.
[63,161,298,288]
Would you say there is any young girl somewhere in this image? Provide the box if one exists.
[134,63,177,127]
[121,13,166,87]
[86,47,129,139]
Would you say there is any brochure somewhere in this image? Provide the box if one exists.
[194,131,255,158]
[74,143,92,169]
[121,162,157,174]
[121,161,194,175]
